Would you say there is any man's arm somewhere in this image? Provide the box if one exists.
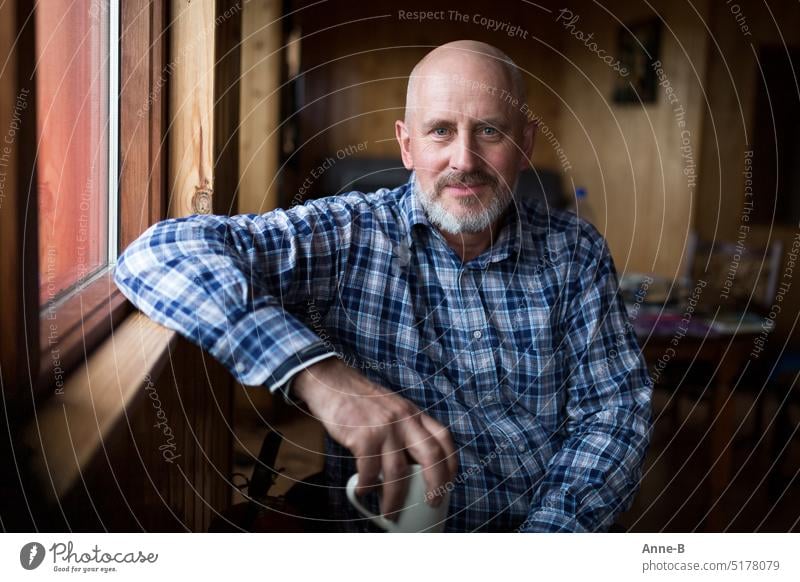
[520,233,652,532]
[114,196,458,516]
[113,200,348,391]
[292,357,458,518]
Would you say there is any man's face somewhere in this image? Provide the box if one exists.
[396,63,534,235]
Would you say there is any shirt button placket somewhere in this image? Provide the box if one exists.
[458,270,480,375]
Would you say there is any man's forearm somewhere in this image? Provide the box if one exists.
[520,403,650,532]
[113,213,339,389]
[279,350,338,403]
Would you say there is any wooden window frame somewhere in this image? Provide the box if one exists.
[0,0,39,404]
[1,0,241,530]
[4,0,241,400]
[35,0,169,393]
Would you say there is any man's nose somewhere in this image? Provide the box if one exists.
[450,133,480,173]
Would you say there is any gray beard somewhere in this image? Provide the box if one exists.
[413,176,514,235]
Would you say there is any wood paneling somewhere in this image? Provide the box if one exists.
[213,0,242,215]
[238,0,282,213]
[168,0,216,218]
[696,0,800,347]
[167,0,241,216]
[696,0,800,242]
[6,0,240,532]
[27,315,232,531]
[0,0,41,532]
[0,0,39,403]
[285,0,566,204]
[26,313,177,502]
[557,0,711,279]
[119,0,168,250]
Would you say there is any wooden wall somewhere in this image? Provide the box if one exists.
[557,0,711,279]
[237,0,800,345]
[696,0,800,241]
[1,1,240,532]
[167,0,243,218]
[695,0,800,346]
[276,0,566,205]
[238,0,283,214]
[0,0,38,405]
[40,338,234,532]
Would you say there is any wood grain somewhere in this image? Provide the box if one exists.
[168,0,216,218]
[212,0,242,215]
[239,0,282,213]
[558,0,711,279]
[0,0,39,403]
[119,0,168,250]
[10,0,239,532]
[25,312,177,502]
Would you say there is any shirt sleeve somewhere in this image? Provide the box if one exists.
[113,197,356,395]
[520,228,653,532]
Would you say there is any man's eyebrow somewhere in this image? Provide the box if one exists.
[420,118,456,131]
[420,117,510,131]
[475,117,510,130]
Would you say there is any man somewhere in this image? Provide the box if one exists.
[114,40,652,532]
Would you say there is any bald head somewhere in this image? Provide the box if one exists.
[404,40,526,125]
[394,40,536,239]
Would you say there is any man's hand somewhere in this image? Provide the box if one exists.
[292,357,458,519]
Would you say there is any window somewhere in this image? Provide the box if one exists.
[30,0,168,391]
[37,0,119,306]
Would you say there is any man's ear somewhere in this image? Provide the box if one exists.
[395,120,414,170]
[518,120,536,171]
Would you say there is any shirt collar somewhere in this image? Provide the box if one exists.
[399,174,523,266]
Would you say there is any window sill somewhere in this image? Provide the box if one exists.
[25,311,177,502]
[40,267,131,392]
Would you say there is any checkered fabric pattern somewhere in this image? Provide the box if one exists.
[114,178,652,532]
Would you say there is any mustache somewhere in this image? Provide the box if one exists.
[434,170,499,194]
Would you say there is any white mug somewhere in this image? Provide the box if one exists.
[345,464,450,533]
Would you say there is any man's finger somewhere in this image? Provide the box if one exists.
[354,447,383,497]
[402,418,450,506]
[378,439,411,520]
[418,412,459,479]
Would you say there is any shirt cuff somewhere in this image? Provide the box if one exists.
[264,343,337,404]
[518,508,588,533]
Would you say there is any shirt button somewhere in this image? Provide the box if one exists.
[485,393,494,403]
[235,362,245,373]
[517,444,527,453]
[473,330,482,340]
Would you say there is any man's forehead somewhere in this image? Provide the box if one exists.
[403,44,526,127]
[411,77,516,124]
[416,110,512,128]
[416,68,511,96]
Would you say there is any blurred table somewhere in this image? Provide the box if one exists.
[636,310,759,531]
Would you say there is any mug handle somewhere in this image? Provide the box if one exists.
[345,473,398,532]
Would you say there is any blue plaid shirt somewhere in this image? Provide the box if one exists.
[114,178,652,532]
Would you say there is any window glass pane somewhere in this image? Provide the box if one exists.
[37,1,109,305]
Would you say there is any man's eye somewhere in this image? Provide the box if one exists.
[481,126,498,136]
[432,127,450,137]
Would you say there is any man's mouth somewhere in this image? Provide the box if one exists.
[442,182,486,196]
